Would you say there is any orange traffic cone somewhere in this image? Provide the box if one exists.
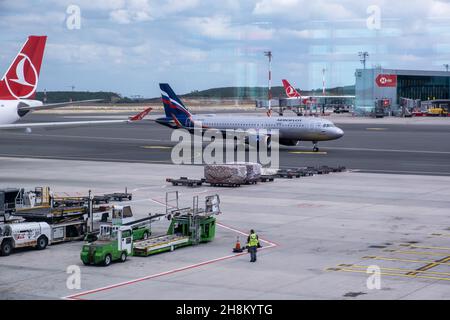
[233,236,243,253]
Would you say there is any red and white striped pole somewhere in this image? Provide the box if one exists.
[264,51,272,117]
[322,68,326,95]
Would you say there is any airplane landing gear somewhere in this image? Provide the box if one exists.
[312,141,319,152]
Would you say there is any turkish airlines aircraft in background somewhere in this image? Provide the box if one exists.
[0,35,151,130]
[282,79,355,102]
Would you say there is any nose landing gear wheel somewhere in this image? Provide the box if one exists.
[312,141,319,152]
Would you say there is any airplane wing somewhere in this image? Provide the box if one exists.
[0,107,152,130]
[17,99,104,112]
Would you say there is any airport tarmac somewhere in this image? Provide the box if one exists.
[1,111,449,300]
[0,157,449,300]
[1,112,450,176]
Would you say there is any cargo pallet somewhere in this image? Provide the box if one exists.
[105,192,132,202]
[166,177,206,187]
[259,175,276,182]
[208,182,241,187]
[276,170,301,179]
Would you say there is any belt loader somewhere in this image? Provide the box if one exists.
[81,193,221,266]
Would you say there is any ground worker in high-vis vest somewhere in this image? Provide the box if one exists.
[247,229,260,262]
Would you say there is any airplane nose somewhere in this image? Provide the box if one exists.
[335,128,344,138]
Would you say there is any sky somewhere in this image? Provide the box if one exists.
[1,0,450,97]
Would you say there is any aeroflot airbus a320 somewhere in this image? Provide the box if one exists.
[156,84,344,152]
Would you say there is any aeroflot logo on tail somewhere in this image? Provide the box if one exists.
[4,53,38,99]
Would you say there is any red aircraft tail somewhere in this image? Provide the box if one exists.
[0,36,47,100]
[282,79,301,98]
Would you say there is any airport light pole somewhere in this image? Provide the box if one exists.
[322,68,326,95]
[359,51,369,70]
[264,51,272,116]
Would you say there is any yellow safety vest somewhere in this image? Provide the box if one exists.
[248,233,259,247]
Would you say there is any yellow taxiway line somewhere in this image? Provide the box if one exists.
[366,128,388,131]
[383,249,450,256]
[327,266,450,282]
[362,255,450,266]
[141,146,172,149]
[289,151,328,155]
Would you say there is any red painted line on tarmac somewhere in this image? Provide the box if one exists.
[63,248,249,300]
[63,222,278,300]
[216,222,280,248]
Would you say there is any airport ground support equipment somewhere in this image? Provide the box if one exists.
[0,222,51,256]
[0,219,87,256]
[81,192,221,265]
[166,177,206,187]
[133,192,219,256]
[80,224,133,266]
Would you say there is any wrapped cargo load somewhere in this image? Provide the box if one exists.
[235,162,262,183]
[204,164,247,185]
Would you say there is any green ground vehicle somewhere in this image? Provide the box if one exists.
[80,225,133,266]
[111,205,151,241]
[133,215,216,256]
[81,193,221,264]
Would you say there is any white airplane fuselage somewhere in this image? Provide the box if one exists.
[190,115,344,143]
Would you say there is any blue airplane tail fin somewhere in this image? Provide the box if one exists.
[159,83,192,127]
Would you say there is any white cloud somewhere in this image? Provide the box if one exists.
[278,28,314,39]
[429,0,450,17]
[46,43,125,65]
[109,0,153,24]
[108,0,200,24]
[185,15,274,40]
[253,0,355,20]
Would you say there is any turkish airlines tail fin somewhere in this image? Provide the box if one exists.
[282,79,301,98]
[0,35,47,100]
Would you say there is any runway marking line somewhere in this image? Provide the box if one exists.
[383,249,450,256]
[288,151,327,155]
[431,233,450,238]
[399,243,450,251]
[362,255,450,266]
[327,265,450,282]
[63,202,278,300]
[407,256,450,277]
[336,264,450,277]
[141,146,172,149]
[366,128,388,131]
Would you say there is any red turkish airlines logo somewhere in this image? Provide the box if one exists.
[286,85,299,98]
[376,74,397,87]
[4,53,38,99]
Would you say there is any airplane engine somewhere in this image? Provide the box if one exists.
[0,100,22,124]
[279,138,299,146]
[246,134,272,149]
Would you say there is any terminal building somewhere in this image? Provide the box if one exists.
[355,68,450,114]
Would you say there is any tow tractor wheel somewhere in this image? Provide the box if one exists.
[36,236,48,250]
[120,252,127,263]
[1,241,12,256]
[104,254,112,266]
[313,147,319,152]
